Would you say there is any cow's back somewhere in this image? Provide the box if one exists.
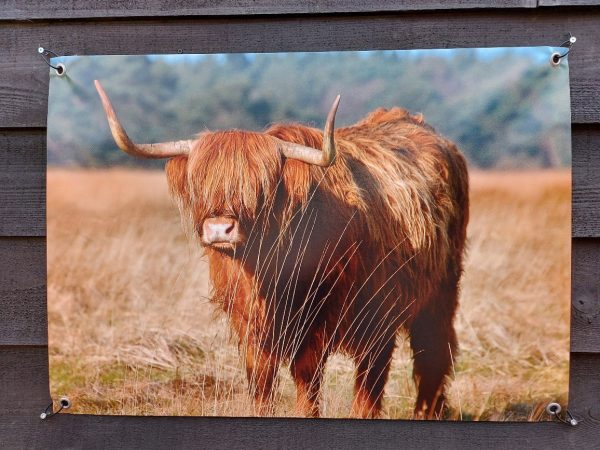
[335,107,469,305]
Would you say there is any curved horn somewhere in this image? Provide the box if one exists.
[278,95,340,167]
[94,80,193,159]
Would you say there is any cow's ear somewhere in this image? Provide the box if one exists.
[166,156,191,210]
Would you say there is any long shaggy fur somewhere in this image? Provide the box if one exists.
[165,106,469,419]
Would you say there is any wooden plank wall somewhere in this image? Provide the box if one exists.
[1,2,600,448]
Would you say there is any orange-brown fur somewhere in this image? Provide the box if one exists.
[165,107,469,419]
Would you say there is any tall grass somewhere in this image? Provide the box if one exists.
[48,168,570,419]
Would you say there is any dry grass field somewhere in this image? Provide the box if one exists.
[48,168,570,420]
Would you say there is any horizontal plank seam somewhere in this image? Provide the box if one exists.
[2,4,600,24]
[0,236,46,242]
[0,124,596,133]
[0,117,598,132]
[0,10,537,25]
[0,0,600,24]
[5,233,598,240]
[24,414,582,423]
[4,2,600,22]
[0,127,46,134]
[0,344,47,349]
[2,344,598,354]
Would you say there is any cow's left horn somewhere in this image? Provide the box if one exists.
[94,80,193,159]
[278,95,340,167]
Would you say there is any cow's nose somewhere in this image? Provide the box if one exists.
[202,217,239,245]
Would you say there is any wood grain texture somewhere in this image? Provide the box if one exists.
[0,130,46,237]
[569,352,600,425]
[0,9,599,128]
[572,125,600,238]
[0,415,588,450]
[0,0,540,21]
[539,0,600,5]
[0,346,50,414]
[0,238,47,346]
[571,239,600,353]
[0,351,596,448]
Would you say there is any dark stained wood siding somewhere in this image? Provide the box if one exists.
[539,0,600,5]
[0,131,46,237]
[0,238,47,345]
[0,0,541,20]
[1,2,599,448]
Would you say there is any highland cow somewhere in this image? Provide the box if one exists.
[95,80,469,419]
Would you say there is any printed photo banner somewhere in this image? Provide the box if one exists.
[47,46,571,420]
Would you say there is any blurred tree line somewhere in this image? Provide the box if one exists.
[47,49,571,169]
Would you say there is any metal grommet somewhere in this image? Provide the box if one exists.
[546,402,561,415]
[59,396,71,409]
[550,52,562,66]
[55,63,67,77]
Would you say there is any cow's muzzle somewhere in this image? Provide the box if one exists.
[202,217,242,248]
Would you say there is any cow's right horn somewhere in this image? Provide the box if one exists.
[94,80,193,159]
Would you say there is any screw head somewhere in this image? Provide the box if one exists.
[40,412,47,419]
[570,418,578,426]
[569,36,577,44]
[38,47,44,54]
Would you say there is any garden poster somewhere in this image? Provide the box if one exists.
[47,47,571,420]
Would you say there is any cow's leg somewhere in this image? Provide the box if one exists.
[245,344,279,416]
[350,334,396,418]
[409,277,459,420]
[290,332,329,418]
